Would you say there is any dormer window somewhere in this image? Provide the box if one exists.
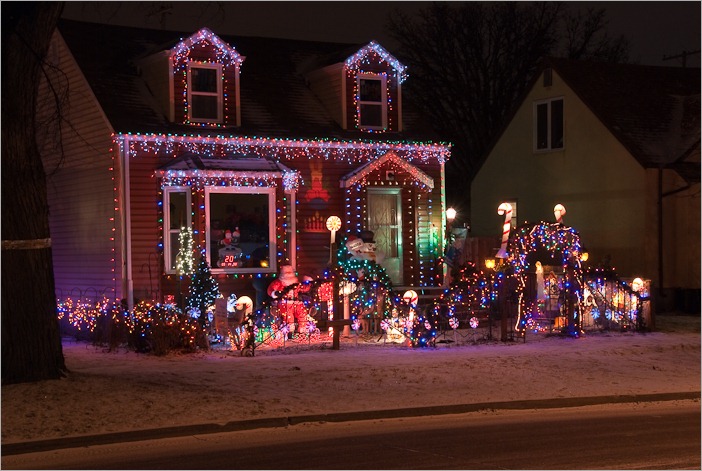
[170,28,244,127]
[188,63,222,123]
[343,41,406,133]
[358,73,387,130]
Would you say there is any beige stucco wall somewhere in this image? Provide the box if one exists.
[471,70,649,279]
[654,169,700,290]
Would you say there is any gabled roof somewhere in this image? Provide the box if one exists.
[545,58,700,170]
[170,27,244,67]
[344,41,408,83]
[340,151,434,190]
[56,19,439,143]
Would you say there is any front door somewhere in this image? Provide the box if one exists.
[367,189,402,285]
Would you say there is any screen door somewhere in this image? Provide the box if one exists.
[367,189,402,285]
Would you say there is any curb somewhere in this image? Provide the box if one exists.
[2,391,699,456]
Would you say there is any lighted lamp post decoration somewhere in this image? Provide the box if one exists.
[443,207,457,287]
[326,215,345,349]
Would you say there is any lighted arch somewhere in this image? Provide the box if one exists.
[506,222,585,337]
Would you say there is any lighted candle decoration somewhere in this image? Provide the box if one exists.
[554,204,566,224]
[496,203,513,259]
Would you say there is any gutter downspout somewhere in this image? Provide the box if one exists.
[658,167,663,296]
[123,136,134,310]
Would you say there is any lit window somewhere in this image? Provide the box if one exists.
[506,201,518,228]
[534,98,564,151]
[357,73,387,130]
[205,187,276,273]
[188,63,222,123]
[164,187,191,273]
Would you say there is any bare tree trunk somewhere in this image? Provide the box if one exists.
[2,2,67,384]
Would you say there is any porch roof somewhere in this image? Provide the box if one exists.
[340,151,434,190]
[155,152,300,190]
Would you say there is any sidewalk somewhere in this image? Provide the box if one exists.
[3,391,699,456]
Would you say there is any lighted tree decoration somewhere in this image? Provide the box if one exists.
[175,226,195,277]
[175,226,195,309]
[187,254,220,328]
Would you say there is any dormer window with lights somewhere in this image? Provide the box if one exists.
[188,63,223,123]
[344,41,407,133]
[358,73,387,129]
[170,28,244,127]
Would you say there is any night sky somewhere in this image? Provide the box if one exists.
[62,1,700,67]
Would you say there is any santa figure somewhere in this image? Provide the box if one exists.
[267,265,306,331]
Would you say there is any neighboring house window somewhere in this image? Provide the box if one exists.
[206,187,276,273]
[188,63,222,123]
[164,187,192,273]
[357,73,387,130]
[507,201,518,228]
[534,98,564,151]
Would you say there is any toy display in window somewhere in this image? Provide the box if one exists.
[218,227,243,268]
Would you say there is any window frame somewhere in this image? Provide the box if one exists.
[357,72,387,131]
[204,186,277,275]
[506,200,518,228]
[163,186,192,275]
[533,97,564,152]
[187,62,223,124]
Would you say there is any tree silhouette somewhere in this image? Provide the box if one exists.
[387,2,629,215]
[2,2,67,384]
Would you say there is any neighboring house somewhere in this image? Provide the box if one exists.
[38,20,451,308]
[470,57,700,311]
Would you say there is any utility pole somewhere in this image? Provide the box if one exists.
[662,50,700,67]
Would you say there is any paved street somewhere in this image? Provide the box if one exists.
[3,400,699,470]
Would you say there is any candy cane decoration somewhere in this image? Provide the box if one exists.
[496,202,512,259]
[554,204,566,224]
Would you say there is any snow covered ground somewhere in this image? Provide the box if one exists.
[1,313,699,444]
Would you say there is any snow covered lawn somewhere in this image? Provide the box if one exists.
[2,314,699,444]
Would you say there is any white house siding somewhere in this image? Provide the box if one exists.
[38,32,122,303]
[471,70,648,279]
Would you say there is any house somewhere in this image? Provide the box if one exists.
[470,57,700,312]
[37,20,451,309]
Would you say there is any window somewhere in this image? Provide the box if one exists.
[357,73,387,130]
[206,187,276,273]
[506,201,518,228]
[164,187,192,273]
[188,63,222,123]
[534,98,564,151]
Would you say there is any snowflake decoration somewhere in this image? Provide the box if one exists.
[306,320,317,334]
